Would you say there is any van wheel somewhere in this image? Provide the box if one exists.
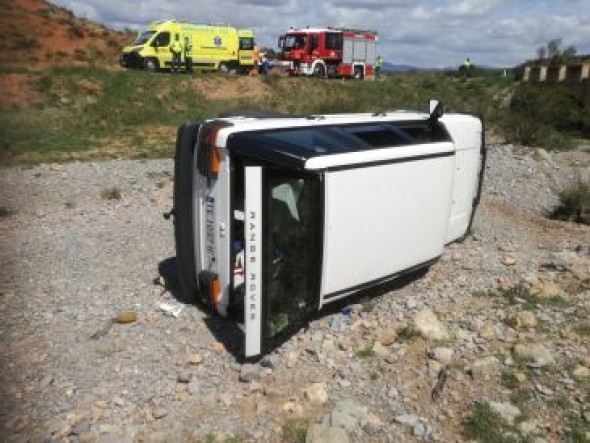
[353,66,364,79]
[313,64,326,78]
[144,58,159,72]
[219,62,230,74]
[173,122,205,304]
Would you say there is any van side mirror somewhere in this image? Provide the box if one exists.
[428,99,443,128]
[429,99,443,117]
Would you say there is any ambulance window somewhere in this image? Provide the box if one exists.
[153,32,170,47]
[240,37,254,50]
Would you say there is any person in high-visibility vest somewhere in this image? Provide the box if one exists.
[253,45,260,73]
[375,55,383,79]
[170,34,183,74]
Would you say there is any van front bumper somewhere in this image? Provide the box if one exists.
[120,52,144,69]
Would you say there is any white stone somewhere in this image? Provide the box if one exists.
[413,309,448,340]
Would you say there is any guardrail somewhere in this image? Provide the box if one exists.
[522,63,590,82]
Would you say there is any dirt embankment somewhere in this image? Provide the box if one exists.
[0,0,130,67]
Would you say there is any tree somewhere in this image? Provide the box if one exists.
[536,46,546,61]
[563,45,577,58]
[547,38,562,59]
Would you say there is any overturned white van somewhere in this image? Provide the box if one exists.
[172,104,485,357]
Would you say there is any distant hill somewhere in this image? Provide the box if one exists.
[0,0,130,67]
[383,62,423,72]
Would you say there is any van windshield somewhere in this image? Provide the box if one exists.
[133,30,156,45]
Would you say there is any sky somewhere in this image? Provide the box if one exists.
[52,0,590,68]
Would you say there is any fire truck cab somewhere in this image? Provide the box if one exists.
[278,27,377,78]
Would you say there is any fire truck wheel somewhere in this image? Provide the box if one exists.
[144,58,159,72]
[353,66,364,79]
[173,122,205,305]
[313,64,326,78]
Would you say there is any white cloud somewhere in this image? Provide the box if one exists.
[52,0,590,68]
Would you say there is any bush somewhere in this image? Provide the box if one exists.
[550,180,590,225]
[501,83,590,149]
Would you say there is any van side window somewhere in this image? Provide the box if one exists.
[153,32,170,47]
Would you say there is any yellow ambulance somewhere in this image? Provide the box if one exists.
[120,20,255,73]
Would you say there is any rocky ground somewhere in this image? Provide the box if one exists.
[0,143,589,443]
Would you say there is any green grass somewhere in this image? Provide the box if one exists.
[0,67,514,165]
[463,402,521,443]
[1,65,586,165]
[356,345,375,359]
[497,285,570,309]
[282,419,308,443]
[501,371,520,389]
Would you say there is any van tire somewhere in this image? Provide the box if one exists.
[173,122,203,305]
[144,58,159,72]
[219,62,230,74]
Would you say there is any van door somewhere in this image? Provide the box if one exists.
[242,166,321,357]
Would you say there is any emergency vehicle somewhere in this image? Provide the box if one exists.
[172,102,485,357]
[120,21,255,73]
[278,27,378,78]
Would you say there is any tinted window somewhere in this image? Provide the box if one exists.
[325,32,342,50]
[133,30,156,45]
[240,37,254,50]
[154,32,170,47]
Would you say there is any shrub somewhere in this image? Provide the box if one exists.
[101,187,122,200]
[463,402,520,443]
[501,83,590,149]
[550,180,590,225]
[68,24,85,39]
[282,419,308,443]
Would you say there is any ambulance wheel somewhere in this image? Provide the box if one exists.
[353,66,364,79]
[144,58,159,72]
[313,64,326,78]
[173,122,205,305]
[219,62,230,74]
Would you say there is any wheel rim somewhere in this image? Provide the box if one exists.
[145,59,157,72]
[219,63,229,73]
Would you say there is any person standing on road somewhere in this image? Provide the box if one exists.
[375,55,383,79]
[292,43,302,75]
[170,34,183,74]
[184,37,193,74]
[253,44,260,74]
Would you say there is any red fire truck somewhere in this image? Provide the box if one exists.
[277,27,378,79]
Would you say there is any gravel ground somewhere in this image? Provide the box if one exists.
[0,145,589,442]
